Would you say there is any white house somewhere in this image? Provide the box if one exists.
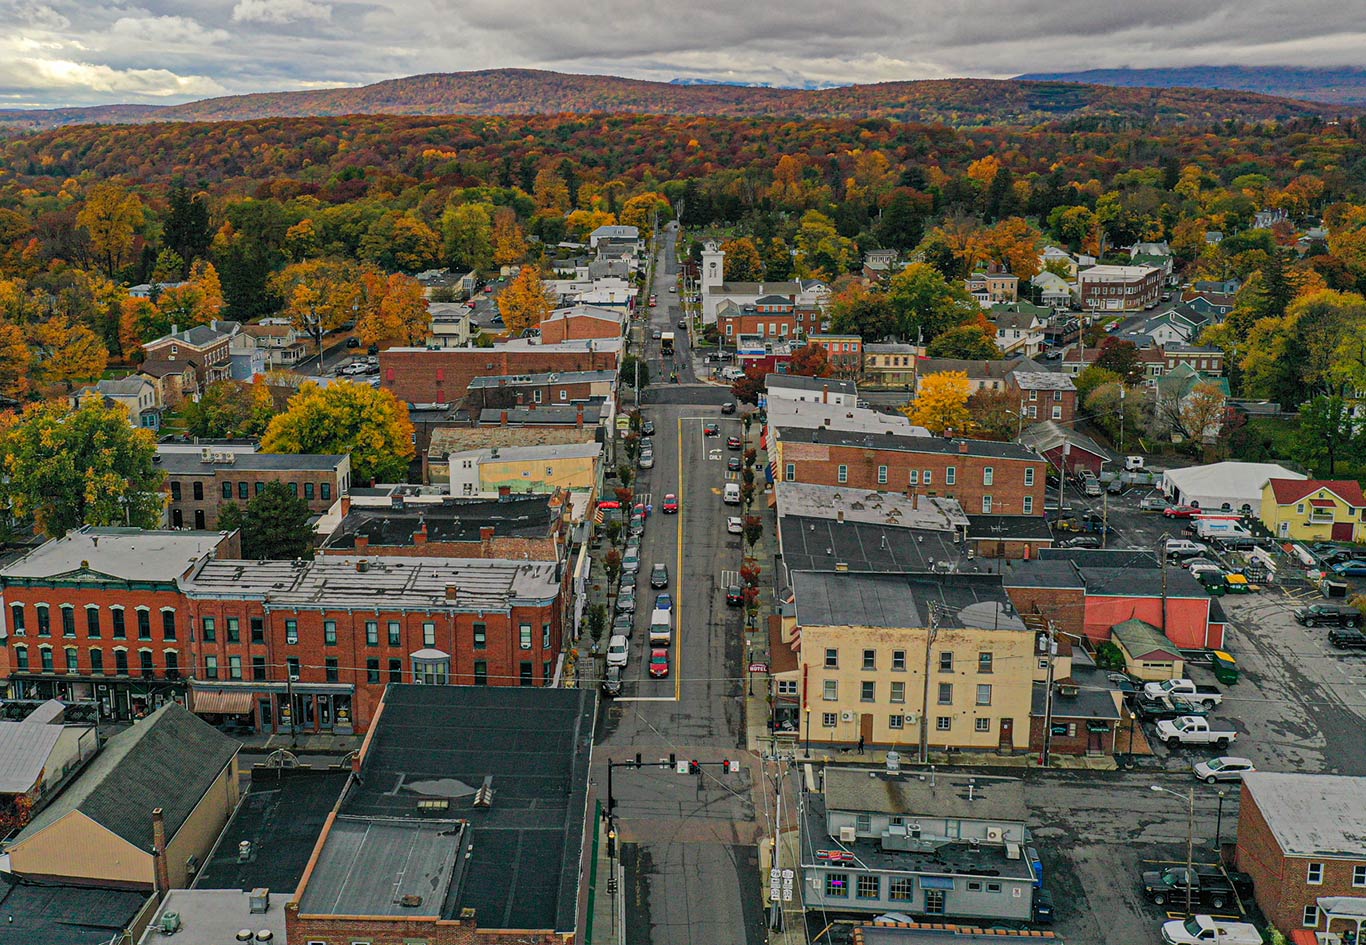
[699,241,829,323]
[1031,270,1073,307]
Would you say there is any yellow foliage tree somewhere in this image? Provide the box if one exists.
[533,167,572,212]
[492,208,528,266]
[156,259,224,330]
[498,266,554,336]
[76,183,145,278]
[979,217,1044,281]
[966,155,1001,186]
[619,192,671,240]
[0,321,31,399]
[905,371,971,436]
[357,273,431,348]
[565,209,616,241]
[28,315,108,391]
[260,381,414,483]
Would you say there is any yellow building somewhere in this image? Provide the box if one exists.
[788,571,1037,754]
[446,442,602,496]
[1260,478,1366,543]
[7,703,240,889]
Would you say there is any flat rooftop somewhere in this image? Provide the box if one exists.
[777,484,966,531]
[193,769,349,891]
[792,571,1023,631]
[155,449,346,474]
[297,685,595,932]
[778,515,970,576]
[802,794,1033,880]
[1241,772,1366,857]
[0,872,147,945]
[1,527,227,583]
[327,495,556,549]
[766,397,929,436]
[140,890,290,945]
[824,768,1028,823]
[779,428,1041,462]
[187,556,560,611]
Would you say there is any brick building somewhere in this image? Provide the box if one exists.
[805,333,863,377]
[464,369,616,412]
[141,324,234,387]
[380,338,622,405]
[717,295,803,341]
[0,528,238,722]
[537,304,626,344]
[771,428,1047,517]
[1235,772,1366,937]
[183,554,564,734]
[1010,372,1077,425]
[1077,264,1163,312]
[158,446,350,529]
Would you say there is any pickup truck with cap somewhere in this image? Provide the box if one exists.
[1156,716,1237,749]
[1141,866,1252,909]
[1142,678,1222,708]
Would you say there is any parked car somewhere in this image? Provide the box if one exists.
[615,595,636,615]
[1143,866,1252,909]
[650,563,669,589]
[1332,559,1366,575]
[727,455,742,471]
[677,319,687,330]
[1163,505,1201,519]
[642,419,656,435]
[1107,479,1126,495]
[1083,479,1102,497]
[1139,494,1170,511]
[1142,678,1222,708]
[345,337,360,348]
[721,402,737,414]
[622,551,641,573]
[619,570,638,592]
[1294,603,1363,628]
[1134,695,1208,722]
[606,635,629,668]
[1057,535,1101,549]
[727,516,744,534]
[662,494,679,514]
[1165,539,1209,560]
[651,329,662,340]
[1032,888,1055,924]
[638,450,655,469]
[1193,756,1256,784]
[613,614,634,637]
[601,664,623,697]
[1328,627,1366,649]
[703,422,719,436]
[1160,916,1261,945]
[726,585,744,606]
[1155,716,1236,748]
[648,648,670,677]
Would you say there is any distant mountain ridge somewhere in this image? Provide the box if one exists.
[0,67,1349,133]
[1017,66,1366,106]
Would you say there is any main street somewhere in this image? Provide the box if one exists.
[595,225,767,945]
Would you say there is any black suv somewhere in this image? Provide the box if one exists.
[1295,604,1364,628]
[1328,627,1366,649]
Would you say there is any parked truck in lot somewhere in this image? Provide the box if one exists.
[1141,866,1253,910]
[1156,716,1237,748]
[1142,678,1223,708]
[1134,694,1209,722]
[1160,915,1262,945]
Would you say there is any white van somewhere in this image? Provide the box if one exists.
[723,482,741,505]
[606,634,629,668]
[648,608,672,644]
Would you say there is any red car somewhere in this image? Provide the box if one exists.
[662,494,679,514]
[725,584,744,606]
[727,435,742,450]
[1163,505,1201,519]
[649,648,670,677]
[634,502,648,521]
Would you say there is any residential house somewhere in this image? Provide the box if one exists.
[1031,270,1073,308]
[788,571,1036,753]
[914,358,1032,396]
[414,267,477,299]
[1253,209,1290,229]
[1182,284,1238,319]
[589,223,641,250]
[0,700,98,831]
[1030,647,1125,757]
[1017,420,1109,476]
[862,342,921,388]
[285,685,594,945]
[862,249,902,281]
[966,268,1019,307]
[1128,241,1174,280]
[1234,772,1366,937]
[1260,478,1366,543]
[445,442,601,496]
[157,447,351,529]
[1161,343,1225,377]
[128,281,186,299]
[965,514,1055,561]
[1154,364,1229,443]
[538,304,627,344]
[1040,245,1079,278]
[1140,303,1209,347]
[70,377,161,429]
[141,324,233,389]
[137,359,201,406]
[806,333,864,377]
[1010,372,1077,425]
[234,322,306,367]
[476,400,612,432]
[800,769,1037,921]
[989,303,1048,357]
[1059,344,1100,377]
[6,702,240,889]
[424,301,475,348]
[1042,315,1081,349]
[1077,265,1163,311]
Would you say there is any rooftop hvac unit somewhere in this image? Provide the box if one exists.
[839,826,856,842]
[159,912,181,934]
[986,827,1005,842]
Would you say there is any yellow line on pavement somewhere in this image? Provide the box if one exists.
[676,412,684,702]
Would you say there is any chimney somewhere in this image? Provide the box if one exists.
[912,493,919,510]
[836,510,844,523]
[354,534,369,552]
[959,441,970,454]
[152,807,170,893]
[340,495,351,516]
[413,520,428,545]
[498,485,511,502]
[446,585,459,603]
[170,323,178,336]
[500,410,508,426]
[576,405,584,429]
[822,384,829,404]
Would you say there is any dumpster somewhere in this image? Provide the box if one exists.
[1210,650,1239,685]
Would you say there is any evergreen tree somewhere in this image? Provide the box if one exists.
[163,185,212,270]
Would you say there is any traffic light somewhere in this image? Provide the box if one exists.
[724,759,741,773]
[669,753,677,767]
[635,753,642,768]
[688,760,700,774]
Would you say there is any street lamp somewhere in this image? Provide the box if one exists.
[1151,784,1196,917]
[1215,790,1227,854]
[803,707,812,759]
[287,673,300,749]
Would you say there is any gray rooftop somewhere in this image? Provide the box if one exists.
[966,515,1055,542]
[155,448,347,475]
[777,484,967,532]
[783,428,1042,462]
[0,527,228,584]
[477,403,609,425]
[1010,371,1075,392]
[792,571,1023,631]
[1031,652,1123,722]
[140,890,289,945]
[187,556,560,611]
[15,703,238,852]
[447,443,602,464]
[467,369,616,389]
[0,707,77,794]
[1241,773,1366,857]
[778,516,972,576]
[824,768,1028,823]
[298,685,596,931]
[146,324,230,349]
[1017,420,1111,461]
[766,398,930,436]
[766,373,857,395]
[0,872,148,945]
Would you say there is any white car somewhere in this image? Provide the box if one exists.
[727,516,744,534]
[1193,756,1256,784]
[606,634,629,668]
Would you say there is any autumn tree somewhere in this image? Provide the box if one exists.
[967,387,1025,439]
[787,342,831,378]
[906,371,971,435]
[829,282,898,340]
[794,210,856,280]
[721,237,763,282]
[77,183,145,278]
[885,263,979,342]
[497,266,553,335]
[565,209,616,241]
[270,259,365,344]
[533,167,571,212]
[979,217,1044,280]
[118,297,167,359]
[155,259,224,330]
[492,207,528,266]
[1095,337,1143,386]
[926,323,1002,359]
[359,211,441,273]
[441,202,495,272]
[1074,366,1121,404]
[619,355,651,390]
[0,322,31,400]
[731,365,766,405]
[261,381,415,483]
[182,378,277,439]
[619,192,671,239]
[0,399,165,538]
[357,273,431,347]
[28,316,108,391]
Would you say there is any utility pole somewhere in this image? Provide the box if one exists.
[1040,622,1057,768]
[1119,385,1127,451]
[918,603,942,765]
[768,760,786,931]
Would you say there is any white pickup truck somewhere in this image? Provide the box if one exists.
[1141,678,1222,708]
[1161,915,1261,945]
[1155,716,1237,749]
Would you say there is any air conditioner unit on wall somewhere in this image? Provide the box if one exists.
[841,712,854,722]
[839,826,856,842]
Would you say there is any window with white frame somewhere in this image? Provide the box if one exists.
[823,680,838,701]
[877,465,888,484]
[888,714,904,729]
[945,466,956,485]
[837,465,848,483]
[1307,862,1324,885]
[975,718,991,732]
[1024,467,1034,486]
[1023,495,1034,514]
[936,716,951,731]
[777,679,798,695]
[982,496,992,513]
[983,467,993,485]
[1354,864,1366,887]
[890,681,905,703]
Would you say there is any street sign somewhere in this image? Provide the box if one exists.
[748,662,768,674]
[769,868,781,881]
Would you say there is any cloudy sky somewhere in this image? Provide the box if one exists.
[3,0,1366,108]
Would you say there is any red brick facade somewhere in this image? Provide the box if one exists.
[1014,386,1078,425]
[779,440,1047,517]
[287,907,570,945]
[1003,585,1087,639]
[539,311,624,344]
[165,461,349,530]
[381,346,620,405]
[1234,785,1366,935]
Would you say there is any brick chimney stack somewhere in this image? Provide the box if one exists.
[480,525,495,556]
[354,534,370,552]
[152,807,170,893]
[413,520,428,545]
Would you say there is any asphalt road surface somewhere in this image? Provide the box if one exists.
[596,227,766,945]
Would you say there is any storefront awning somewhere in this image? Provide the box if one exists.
[192,689,255,714]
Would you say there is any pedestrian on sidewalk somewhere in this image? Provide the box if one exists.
[857,735,865,755]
